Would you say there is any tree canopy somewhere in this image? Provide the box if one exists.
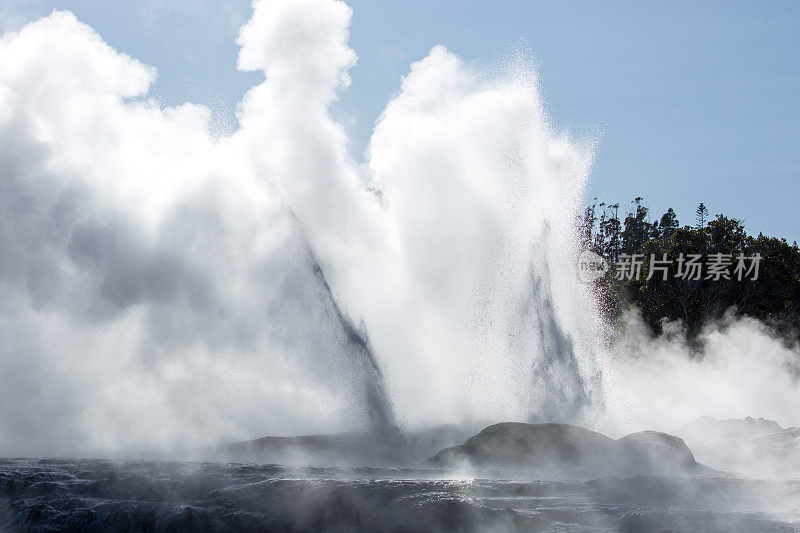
[581,199,800,340]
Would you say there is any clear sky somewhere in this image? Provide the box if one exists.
[2,0,798,241]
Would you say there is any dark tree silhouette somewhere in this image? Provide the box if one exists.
[696,203,709,228]
[581,198,800,341]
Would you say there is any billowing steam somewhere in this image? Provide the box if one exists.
[0,0,797,458]
[604,311,800,434]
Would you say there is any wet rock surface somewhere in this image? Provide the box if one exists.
[1,458,799,532]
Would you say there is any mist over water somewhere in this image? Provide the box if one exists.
[0,0,797,459]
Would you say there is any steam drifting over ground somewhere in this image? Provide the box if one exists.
[605,311,800,435]
[0,0,798,460]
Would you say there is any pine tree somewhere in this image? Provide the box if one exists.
[696,203,708,228]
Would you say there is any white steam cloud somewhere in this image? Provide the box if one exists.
[604,311,800,434]
[0,0,797,458]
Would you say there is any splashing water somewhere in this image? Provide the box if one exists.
[0,0,612,456]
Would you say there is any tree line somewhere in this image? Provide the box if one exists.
[580,198,800,341]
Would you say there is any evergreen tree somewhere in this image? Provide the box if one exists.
[580,201,597,251]
[621,197,652,255]
[600,203,621,261]
[659,208,679,238]
[696,203,709,228]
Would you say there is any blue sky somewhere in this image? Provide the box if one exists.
[2,0,798,240]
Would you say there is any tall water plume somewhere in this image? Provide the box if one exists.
[0,0,608,455]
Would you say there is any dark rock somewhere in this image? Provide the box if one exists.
[618,431,701,473]
[432,423,618,470]
[431,423,707,476]
[207,423,481,467]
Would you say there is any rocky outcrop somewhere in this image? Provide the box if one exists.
[209,421,715,476]
[431,423,618,470]
[674,416,800,478]
[677,416,787,440]
[204,424,483,466]
[618,430,699,472]
[431,423,707,476]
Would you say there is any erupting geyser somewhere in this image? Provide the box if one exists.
[1,0,798,463]
[0,0,607,456]
[3,1,800,530]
